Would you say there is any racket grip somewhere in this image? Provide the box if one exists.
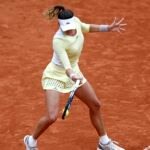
[75,80,80,87]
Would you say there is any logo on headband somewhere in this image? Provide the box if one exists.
[66,22,70,24]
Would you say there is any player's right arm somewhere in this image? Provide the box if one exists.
[53,38,82,82]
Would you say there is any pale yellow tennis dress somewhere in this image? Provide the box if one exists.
[41,17,90,93]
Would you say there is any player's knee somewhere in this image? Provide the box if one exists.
[91,99,101,112]
[94,100,101,110]
[47,112,58,123]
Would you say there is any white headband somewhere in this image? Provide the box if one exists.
[58,17,76,31]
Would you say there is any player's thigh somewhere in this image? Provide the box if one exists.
[75,81,101,110]
[45,90,61,117]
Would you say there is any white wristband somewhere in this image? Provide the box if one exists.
[99,25,109,32]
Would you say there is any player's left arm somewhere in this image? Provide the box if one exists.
[89,17,127,33]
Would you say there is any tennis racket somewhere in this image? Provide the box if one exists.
[62,80,80,120]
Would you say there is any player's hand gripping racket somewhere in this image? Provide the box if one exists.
[62,80,80,120]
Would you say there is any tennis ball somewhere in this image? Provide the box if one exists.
[62,108,69,117]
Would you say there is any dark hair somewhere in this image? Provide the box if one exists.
[43,5,74,20]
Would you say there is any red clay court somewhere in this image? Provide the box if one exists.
[0,0,150,149]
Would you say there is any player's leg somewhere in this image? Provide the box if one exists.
[75,81,106,136]
[75,81,125,150]
[32,89,60,139]
[24,89,60,150]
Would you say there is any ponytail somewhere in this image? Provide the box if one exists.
[43,5,65,20]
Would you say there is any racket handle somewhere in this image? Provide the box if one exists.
[75,80,80,87]
[72,80,80,92]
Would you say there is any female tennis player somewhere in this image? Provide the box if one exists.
[23,5,126,150]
